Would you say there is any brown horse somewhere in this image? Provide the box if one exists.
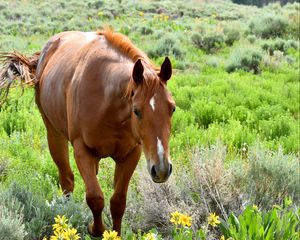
[0,30,175,236]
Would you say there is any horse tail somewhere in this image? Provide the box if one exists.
[0,51,40,104]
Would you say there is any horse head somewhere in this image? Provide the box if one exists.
[129,57,175,183]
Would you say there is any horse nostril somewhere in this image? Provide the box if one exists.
[168,163,172,176]
[151,165,157,178]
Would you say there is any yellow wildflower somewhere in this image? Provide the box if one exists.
[65,228,80,240]
[220,235,225,240]
[252,204,259,211]
[207,213,220,227]
[143,232,157,240]
[102,230,121,240]
[50,232,65,240]
[272,204,281,210]
[179,214,192,227]
[170,211,181,225]
[52,215,69,232]
[138,11,144,17]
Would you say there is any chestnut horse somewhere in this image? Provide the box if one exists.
[0,30,175,236]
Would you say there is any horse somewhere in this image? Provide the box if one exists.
[0,29,175,237]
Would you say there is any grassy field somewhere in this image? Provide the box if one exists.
[0,0,299,239]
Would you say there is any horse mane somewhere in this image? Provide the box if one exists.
[97,28,162,100]
[97,28,150,64]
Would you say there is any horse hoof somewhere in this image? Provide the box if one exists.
[87,222,103,237]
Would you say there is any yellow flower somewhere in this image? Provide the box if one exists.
[42,238,48,240]
[138,11,144,17]
[65,228,80,240]
[102,230,121,240]
[179,214,192,227]
[143,232,157,240]
[207,213,220,227]
[53,215,69,232]
[220,235,225,240]
[50,232,65,240]
[272,204,281,210]
[170,211,181,225]
[252,204,259,211]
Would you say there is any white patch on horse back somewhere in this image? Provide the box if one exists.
[84,32,97,42]
[157,137,164,165]
[150,96,155,111]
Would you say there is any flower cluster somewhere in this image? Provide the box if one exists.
[102,230,121,240]
[207,213,221,227]
[142,232,157,240]
[43,215,80,240]
[170,211,192,227]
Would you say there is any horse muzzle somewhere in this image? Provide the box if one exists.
[149,162,172,183]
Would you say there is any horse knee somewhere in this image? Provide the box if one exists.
[59,170,74,193]
[86,193,105,214]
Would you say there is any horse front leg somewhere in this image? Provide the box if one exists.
[73,138,105,237]
[111,146,141,235]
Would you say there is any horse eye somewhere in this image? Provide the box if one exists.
[133,109,142,118]
[172,106,176,113]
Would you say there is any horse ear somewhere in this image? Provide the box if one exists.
[159,57,172,82]
[132,59,144,85]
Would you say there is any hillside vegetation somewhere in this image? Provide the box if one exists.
[0,0,299,239]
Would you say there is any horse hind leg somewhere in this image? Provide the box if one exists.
[46,122,74,195]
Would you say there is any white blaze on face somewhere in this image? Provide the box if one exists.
[157,137,164,165]
[149,96,155,111]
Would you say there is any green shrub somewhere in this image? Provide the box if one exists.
[285,5,300,39]
[148,36,184,59]
[233,145,300,208]
[0,203,26,240]
[140,26,153,35]
[191,100,230,128]
[225,47,262,74]
[261,38,299,55]
[206,56,221,67]
[259,115,292,140]
[247,34,256,44]
[0,192,26,240]
[249,14,288,39]
[220,204,300,240]
[0,183,91,239]
[191,32,225,53]
[223,27,240,46]
[171,107,195,134]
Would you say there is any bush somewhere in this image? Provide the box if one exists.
[247,34,256,44]
[125,142,241,238]
[0,183,91,239]
[220,204,300,240]
[148,36,184,59]
[261,38,299,55]
[232,144,300,209]
[259,115,291,140]
[140,26,153,35]
[191,100,229,128]
[225,47,262,74]
[191,32,225,53]
[206,56,221,67]
[223,27,240,46]
[249,14,288,39]
[0,198,26,240]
